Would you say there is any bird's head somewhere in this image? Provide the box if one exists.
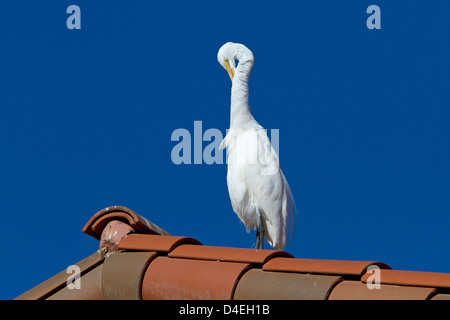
[217,42,236,81]
[217,42,254,82]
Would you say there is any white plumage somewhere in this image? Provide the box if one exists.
[217,42,295,250]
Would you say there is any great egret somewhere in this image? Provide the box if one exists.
[217,42,295,250]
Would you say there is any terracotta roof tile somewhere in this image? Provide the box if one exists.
[101,251,157,300]
[15,206,450,300]
[99,220,134,252]
[46,264,103,300]
[82,206,169,240]
[118,233,201,252]
[431,293,450,300]
[263,257,391,276]
[169,244,292,264]
[15,250,103,300]
[141,256,250,300]
[361,269,450,288]
[234,268,342,300]
[328,281,436,300]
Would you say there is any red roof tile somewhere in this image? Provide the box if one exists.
[99,220,134,252]
[118,233,201,252]
[15,250,104,300]
[102,251,157,300]
[263,257,391,276]
[82,206,169,240]
[142,256,250,300]
[47,264,103,300]
[14,206,450,300]
[234,268,342,300]
[361,269,450,288]
[328,281,436,300]
[169,244,292,264]
[431,293,450,300]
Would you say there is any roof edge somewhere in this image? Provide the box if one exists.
[14,250,104,300]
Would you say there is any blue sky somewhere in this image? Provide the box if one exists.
[1,0,450,299]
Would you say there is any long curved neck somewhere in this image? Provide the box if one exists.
[230,50,255,129]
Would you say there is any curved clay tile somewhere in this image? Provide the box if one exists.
[141,256,250,300]
[82,206,169,240]
[361,269,450,288]
[234,268,342,300]
[118,233,201,252]
[101,251,158,300]
[328,281,436,300]
[263,257,391,276]
[169,244,292,264]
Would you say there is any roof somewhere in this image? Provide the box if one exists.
[15,206,450,300]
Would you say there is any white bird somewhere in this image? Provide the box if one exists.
[217,42,295,250]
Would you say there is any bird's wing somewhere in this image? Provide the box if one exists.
[226,162,255,230]
[243,128,295,249]
[256,128,280,177]
[219,128,237,151]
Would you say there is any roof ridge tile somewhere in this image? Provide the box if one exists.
[361,269,450,289]
[263,257,391,276]
[118,233,202,252]
[82,206,169,240]
[169,244,292,264]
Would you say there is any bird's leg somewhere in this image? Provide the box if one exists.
[256,230,261,249]
[256,209,264,249]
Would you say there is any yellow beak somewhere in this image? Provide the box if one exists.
[224,60,235,81]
